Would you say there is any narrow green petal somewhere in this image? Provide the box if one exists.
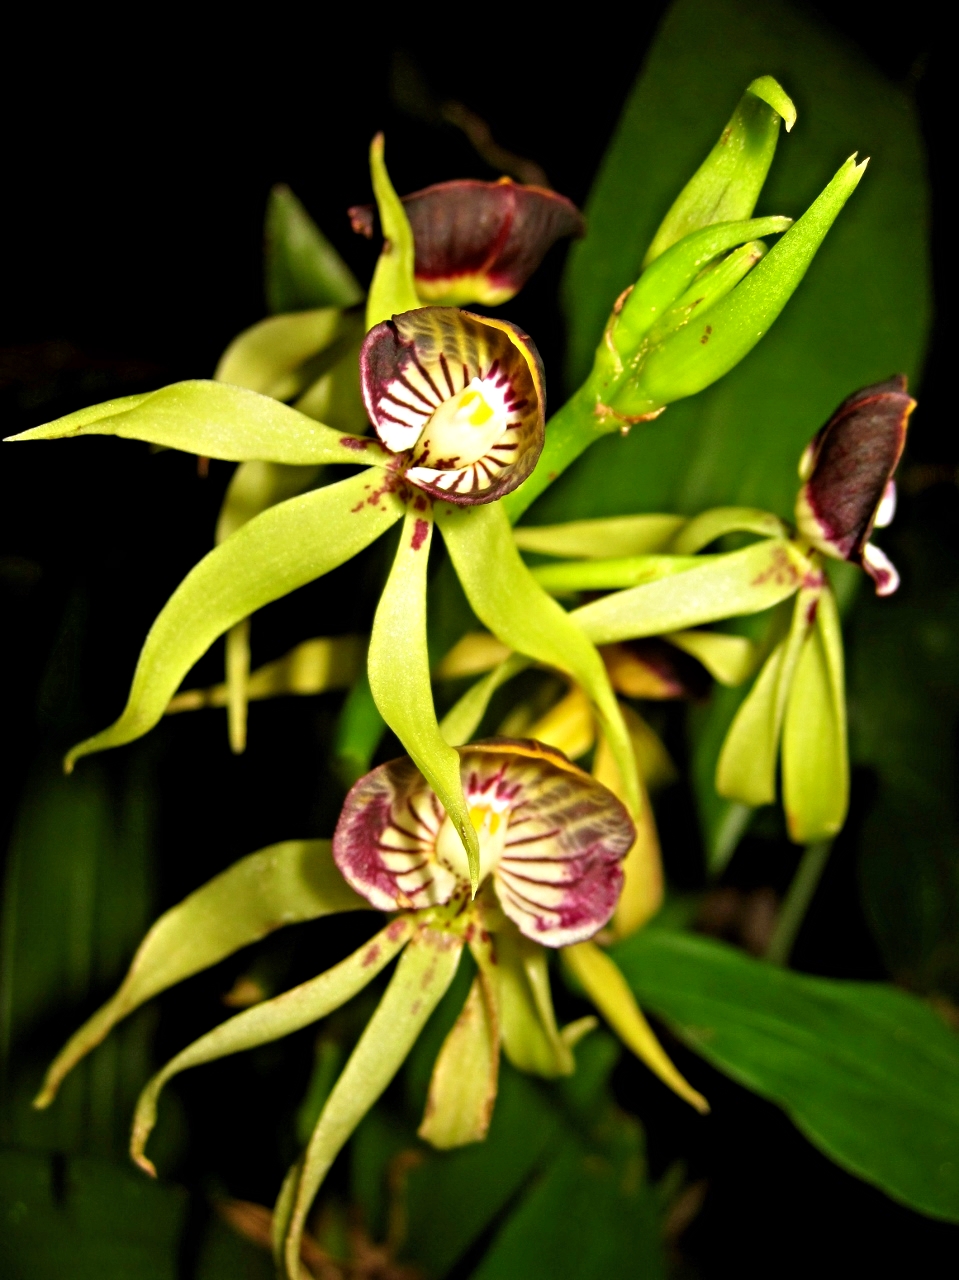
[439,653,531,748]
[670,506,788,554]
[664,629,757,687]
[8,380,390,466]
[532,553,705,595]
[438,501,640,817]
[282,927,463,1279]
[367,506,480,888]
[513,513,685,559]
[365,134,420,331]
[214,308,346,399]
[643,75,795,265]
[782,585,849,840]
[130,917,413,1175]
[715,585,817,805]
[265,184,364,313]
[571,539,809,645]
[562,941,708,1112]
[66,469,403,769]
[418,972,500,1149]
[473,929,573,1078]
[33,840,368,1108]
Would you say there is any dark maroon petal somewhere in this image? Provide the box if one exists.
[349,179,584,306]
[795,375,914,564]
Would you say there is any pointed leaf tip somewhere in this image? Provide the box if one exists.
[747,75,797,132]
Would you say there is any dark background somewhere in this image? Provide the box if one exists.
[1,3,950,1275]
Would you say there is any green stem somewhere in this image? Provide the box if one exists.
[766,839,832,966]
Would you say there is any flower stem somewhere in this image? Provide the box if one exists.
[766,839,832,966]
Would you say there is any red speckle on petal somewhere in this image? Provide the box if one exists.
[362,943,382,967]
[387,919,407,941]
[339,436,369,451]
[411,519,429,550]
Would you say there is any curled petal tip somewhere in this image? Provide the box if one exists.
[862,542,900,596]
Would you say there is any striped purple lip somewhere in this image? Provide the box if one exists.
[360,307,545,505]
[795,375,915,596]
[349,177,584,307]
[332,738,634,948]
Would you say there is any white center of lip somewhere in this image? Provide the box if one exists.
[416,378,510,467]
[434,802,510,884]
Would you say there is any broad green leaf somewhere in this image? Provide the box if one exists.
[130,918,413,1174]
[532,553,704,594]
[65,468,403,769]
[783,585,848,840]
[283,927,463,1279]
[439,654,531,748]
[8,380,389,466]
[214,309,347,400]
[368,507,480,888]
[35,840,369,1108]
[630,155,867,412]
[365,134,419,331]
[570,538,808,645]
[614,928,959,1221]
[643,76,795,267]
[513,513,685,558]
[671,505,788,553]
[264,184,363,313]
[167,635,365,713]
[715,584,816,805]
[470,1143,665,1280]
[562,942,707,1112]
[665,628,756,685]
[418,972,499,1149]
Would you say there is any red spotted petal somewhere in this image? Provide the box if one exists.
[332,738,633,947]
[360,307,545,505]
[349,178,584,306]
[795,376,914,589]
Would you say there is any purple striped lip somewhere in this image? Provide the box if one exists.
[332,738,634,947]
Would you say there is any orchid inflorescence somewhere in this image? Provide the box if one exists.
[10,74,916,1277]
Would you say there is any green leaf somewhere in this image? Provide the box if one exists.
[65,468,403,769]
[437,501,640,817]
[264,184,363,313]
[439,654,531,748]
[513,513,685,558]
[470,1143,665,1280]
[643,76,795,267]
[130,917,412,1174]
[282,927,463,1279]
[782,584,848,841]
[532,552,705,594]
[368,507,480,889]
[333,666,387,788]
[35,840,369,1108]
[365,134,419,331]
[614,928,959,1221]
[671,505,788,553]
[7,380,387,466]
[715,584,816,806]
[570,538,808,645]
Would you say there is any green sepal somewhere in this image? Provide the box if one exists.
[782,584,849,841]
[670,505,788,554]
[643,76,796,267]
[609,217,792,362]
[367,506,480,890]
[215,308,359,401]
[666,629,756,686]
[571,538,809,645]
[65,469,403,770]
[437,501,640,817]
[282,927,463,1279]
[532,553,705,595]
[33,840,369,1108]
[129,917,413,1175]
[630,155,868,411]
[7,380,390,466]
[365,134,420,331]
[265,184,363,313]
[474,928,573,1078]
[419,971,500,1149]
[715,583,818,805]
[513,513,685,559]
[439,654,531,747]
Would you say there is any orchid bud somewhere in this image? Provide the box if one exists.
[795,376,915,595]
[350,178,584,307]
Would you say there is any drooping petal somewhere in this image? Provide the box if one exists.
[332,738,634,947]
[350,178,584,306]
[795,376,914,588]
[360,307,545,504]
